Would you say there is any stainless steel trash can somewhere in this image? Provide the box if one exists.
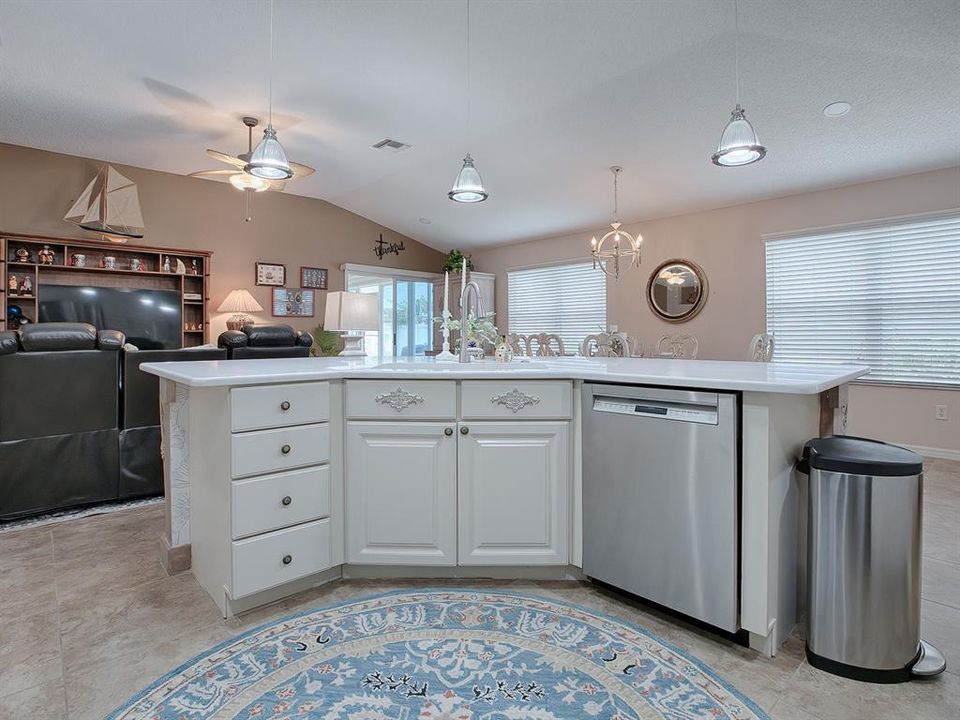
[798,436,946,683]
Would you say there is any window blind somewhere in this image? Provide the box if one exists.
[765,213,960,386]
[507,261,606,353]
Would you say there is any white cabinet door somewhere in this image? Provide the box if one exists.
[346,422,457,565]
[458,421,569,565]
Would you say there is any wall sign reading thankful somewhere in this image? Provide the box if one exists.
[374,234,405,260]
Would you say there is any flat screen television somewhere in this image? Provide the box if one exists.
[39,285,183,349]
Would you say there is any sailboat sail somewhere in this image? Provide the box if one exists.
[64,166,145,239]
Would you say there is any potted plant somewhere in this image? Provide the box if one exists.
[309,326,341,357]
[436,311,498,357]
[442,249,474,274]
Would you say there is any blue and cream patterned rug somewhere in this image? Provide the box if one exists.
[109,589,768,719]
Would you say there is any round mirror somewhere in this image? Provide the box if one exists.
[646,259,708,322]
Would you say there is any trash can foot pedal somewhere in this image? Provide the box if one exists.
[911,641,947,677]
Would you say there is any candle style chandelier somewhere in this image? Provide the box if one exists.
[589,166,641,280]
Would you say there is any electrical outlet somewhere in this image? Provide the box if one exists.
[935,405,949,421]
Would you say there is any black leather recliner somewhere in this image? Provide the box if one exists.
[218,324,313,359]
[0,323,124,520]
[119,346,226,499]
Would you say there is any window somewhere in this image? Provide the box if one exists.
[344,265,436,358]
[765,212,960,386]
[508,261,606,352]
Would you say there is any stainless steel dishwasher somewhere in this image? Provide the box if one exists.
[582,383,740,632]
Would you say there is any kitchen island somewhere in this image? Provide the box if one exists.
[142,356,867,656]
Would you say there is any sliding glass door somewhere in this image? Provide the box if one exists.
[345,266,435,358]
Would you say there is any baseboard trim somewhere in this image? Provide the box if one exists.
[902,444,960,462]
[342,564,585,581]
[160,536,191,575]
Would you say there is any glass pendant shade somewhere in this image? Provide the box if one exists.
[245,125,294,180]
[229,173,270,192]
[448,153,488,203]
[712,104,766,167]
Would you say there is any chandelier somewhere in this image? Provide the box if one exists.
[590,166,641,280]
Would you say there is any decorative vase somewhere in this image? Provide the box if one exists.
[495,335,514,363]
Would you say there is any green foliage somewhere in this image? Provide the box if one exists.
[442,249,474,273]
[435,311,499,345]
[309,326,341,357]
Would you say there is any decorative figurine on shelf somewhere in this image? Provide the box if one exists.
[162,256,171,273]
[14,247,31,264]
[130,258,144,272]
[191,258,199,275]
[71,253,86,267]
[19,276,33,296]
[175,258,186,274]
[8,274,17,293]
[102,256,118,270]
[38,245,55,265]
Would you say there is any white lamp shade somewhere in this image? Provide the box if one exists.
[217,289,264,314]
[324,292,379,331]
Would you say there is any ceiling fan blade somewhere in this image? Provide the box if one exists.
[189,169,237,178]
[289,161,315,179]
[266,179,286,192]
[206,149,246,168]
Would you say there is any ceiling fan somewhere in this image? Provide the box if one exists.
[190,116,314,193]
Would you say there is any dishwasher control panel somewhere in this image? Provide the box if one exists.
[593,397,719,425]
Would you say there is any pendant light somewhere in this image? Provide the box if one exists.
[589,166,641,280]
[448,0,488,202]
[711,0,766,167]
[246,0,294,181]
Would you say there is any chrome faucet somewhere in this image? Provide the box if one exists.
[459,269,485,363]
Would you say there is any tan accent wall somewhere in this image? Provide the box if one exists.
[0,142,445,337]
[474,166,960,453]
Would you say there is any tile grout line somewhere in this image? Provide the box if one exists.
[50,528,70,718]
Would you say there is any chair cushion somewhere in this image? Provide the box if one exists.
[242,324,297,347]
[0,331,18,355]
[19,322,98,351]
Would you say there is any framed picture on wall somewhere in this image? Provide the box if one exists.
[272,288,315,317]
[300,266,328,289]
[255,261,286,286]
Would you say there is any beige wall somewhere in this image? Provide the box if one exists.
[474,166,960,454]
[0,143,445,337]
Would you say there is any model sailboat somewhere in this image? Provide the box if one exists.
[64,165,145,242]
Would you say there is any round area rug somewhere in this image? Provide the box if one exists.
[108,589,768,719]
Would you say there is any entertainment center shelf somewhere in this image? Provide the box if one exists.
[2,233,212,348]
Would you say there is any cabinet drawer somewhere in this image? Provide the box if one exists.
[231,382,329,432]
[231,423,329,479]
[232,466,330,539]
[346,380,456,419]
[461,380,572,419]
[231,518,331,598]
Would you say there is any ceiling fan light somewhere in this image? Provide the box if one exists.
[229,173,271,192]
[448,153,488,203]
[245,125,293,180]
[712,104,766,167]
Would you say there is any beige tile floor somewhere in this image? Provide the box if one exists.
[2,458,958,719]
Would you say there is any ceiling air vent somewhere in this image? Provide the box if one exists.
[371,138,412,153]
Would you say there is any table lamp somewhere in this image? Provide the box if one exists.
[324,291,379,356]
[217,289,264,331]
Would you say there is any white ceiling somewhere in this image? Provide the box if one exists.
[1,0,958,251]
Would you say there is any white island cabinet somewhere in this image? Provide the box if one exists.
[143,355,867,655]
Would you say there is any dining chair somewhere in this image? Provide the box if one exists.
[747,333,775,362]
[533,333,565,357]
[657,333,699,359]
[505,333,530,356]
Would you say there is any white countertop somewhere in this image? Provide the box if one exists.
[141,355,869,394]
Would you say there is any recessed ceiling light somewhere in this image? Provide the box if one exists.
[823,101,852,118]
[419,217,432,224]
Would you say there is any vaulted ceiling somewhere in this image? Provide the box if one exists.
[1,0,958,250]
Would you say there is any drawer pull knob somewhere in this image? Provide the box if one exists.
[444,427,454,436]
[282,554,292,565]
[280,401,291,411]
[460,426,469,435]
[281,444,291,455]
[281,495,292,506]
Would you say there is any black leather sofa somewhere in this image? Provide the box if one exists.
[120,346,226,499]
[218,323,313,359]
[0,323,124,520]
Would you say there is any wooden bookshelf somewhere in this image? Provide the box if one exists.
[2,233,212,347]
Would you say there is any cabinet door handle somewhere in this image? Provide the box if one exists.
[280,400,291,411]
[282,554,292,565]
[281,495,292,506]
[281,444,291,455]
[460,426,469,435]
[444,427,454,436]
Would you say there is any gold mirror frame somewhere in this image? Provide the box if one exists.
[646,258,709,323]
